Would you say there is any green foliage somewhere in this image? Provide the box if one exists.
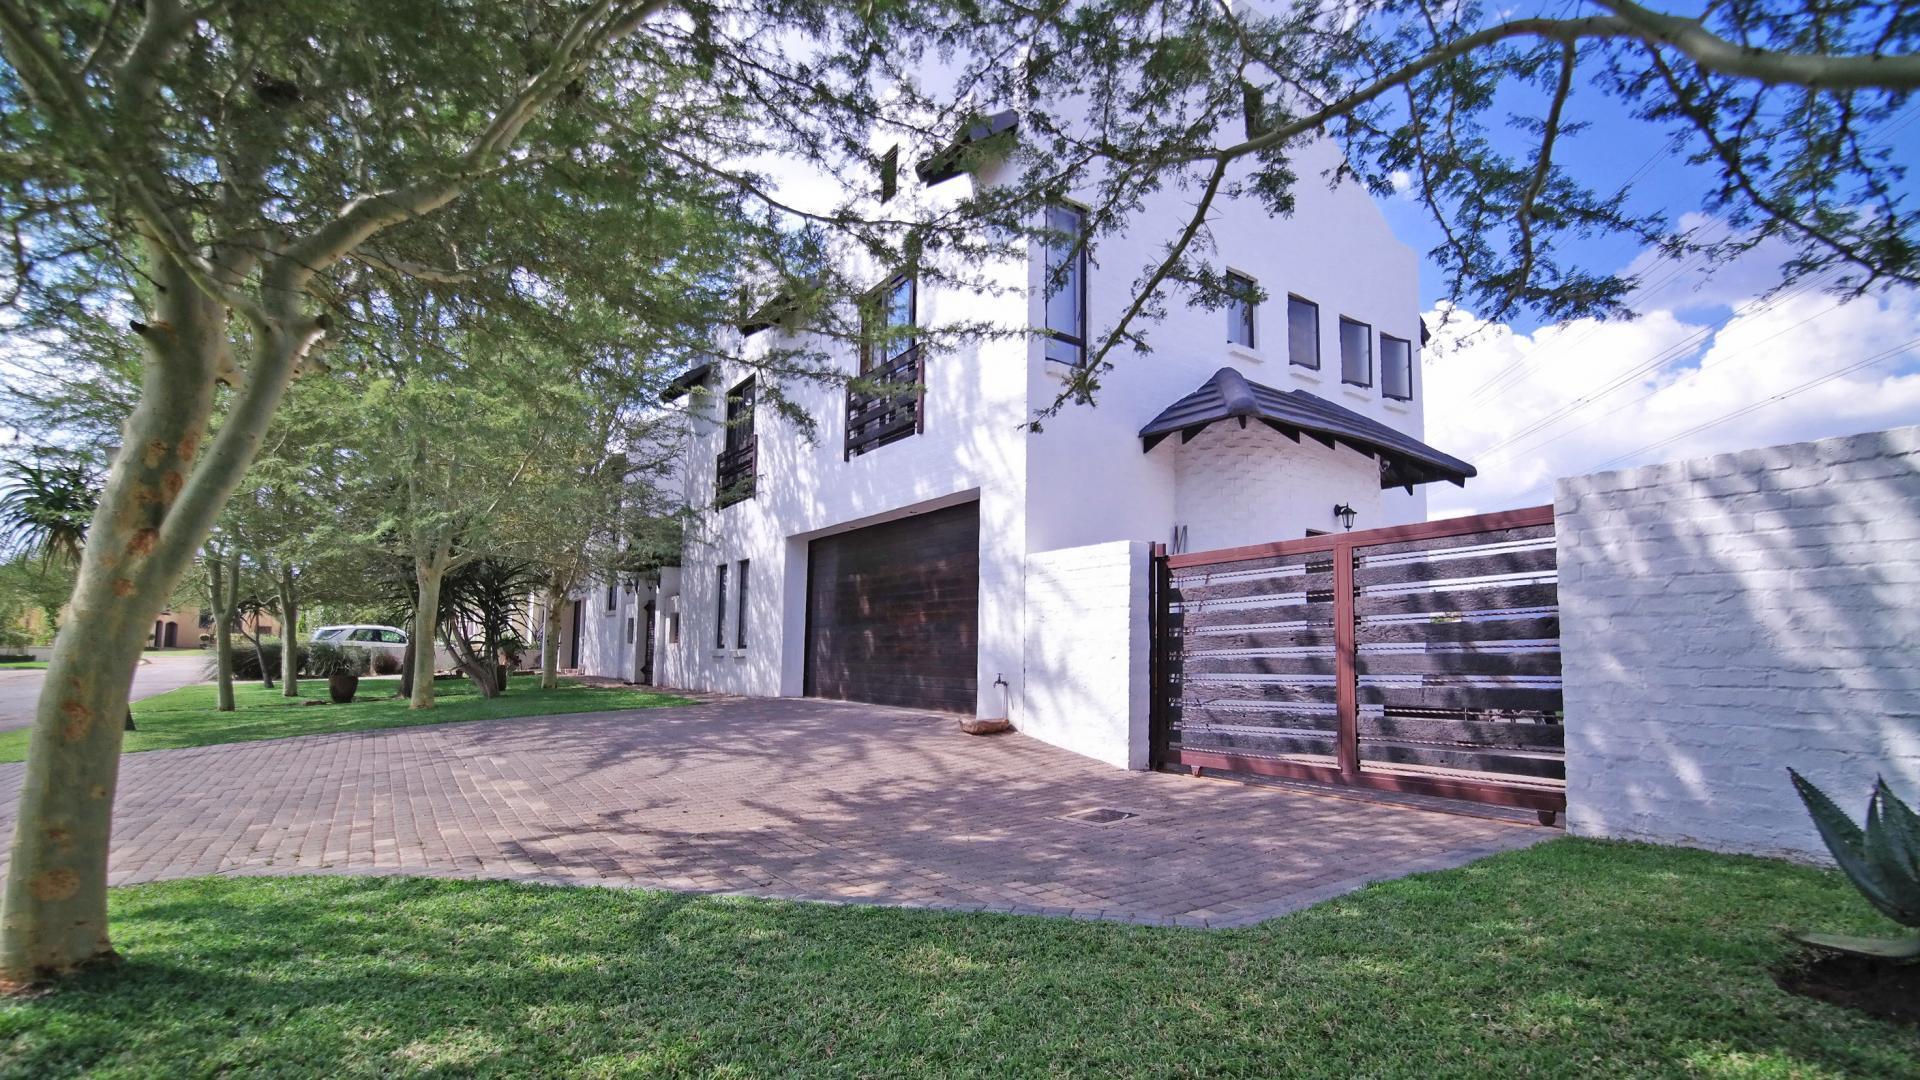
[1790,769,1920,961]
[0,458,96,565]
[0,841,1912,1075]
[302,642,370,679]
[208,640,307,683]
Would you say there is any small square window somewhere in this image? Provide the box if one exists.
[1339,317,1373,387]
[1226,271,1256,349]
[1288,296,1320,369]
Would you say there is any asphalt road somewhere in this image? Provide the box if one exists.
[0,653,210,734]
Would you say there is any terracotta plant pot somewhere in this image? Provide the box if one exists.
[328,673,359,704]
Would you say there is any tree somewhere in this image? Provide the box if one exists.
[0,460,95,568]
[0,0,743,980]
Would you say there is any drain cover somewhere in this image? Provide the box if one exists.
[1062,807,1137,826]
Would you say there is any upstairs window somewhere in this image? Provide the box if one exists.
[1288,296,1320,369]
[1042,204,1086,365]
[1339,317,1373,387]
[717,376,757,508]
[862,273,916,374]
[606,583,617,612]
[1226,271,1256,349]
[878,145,900,203]
[1381,334,1413,401]
[714,562,728,649]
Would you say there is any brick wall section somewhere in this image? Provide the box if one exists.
[1020,541,1150,769]
[1557,425,1920,859]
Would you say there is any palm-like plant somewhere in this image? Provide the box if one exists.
[0,459,97,565]
[1789,769,1920,961]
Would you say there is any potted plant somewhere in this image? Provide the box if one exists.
[306,641,370,704]
[497,632,527,692]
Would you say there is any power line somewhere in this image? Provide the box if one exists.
[1589,336,1920,471]
[1469,267,1845,460]
[1474,286,1852,468]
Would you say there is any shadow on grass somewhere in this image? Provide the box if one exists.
[1,841,1914,1077]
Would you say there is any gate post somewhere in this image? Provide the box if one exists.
[1147,542,1170,769]
[1333,538,1360,781]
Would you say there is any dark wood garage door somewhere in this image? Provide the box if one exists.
[804,501,979,713]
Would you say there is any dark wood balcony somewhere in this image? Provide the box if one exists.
[715,435,756,508]
[845,344,924,459]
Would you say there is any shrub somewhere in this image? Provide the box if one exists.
[0,652,31,663]
[304,642,370,678]
[204,640,308,681]
[370,650,403,676]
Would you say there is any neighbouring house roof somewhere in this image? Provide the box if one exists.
[1138,366,1476,490]
[916,109,1019,186]
[659,362,713,403]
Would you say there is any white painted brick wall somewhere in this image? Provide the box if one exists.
[1559,425,1920,860]
[1172,422,1399,550]
[1020,540,1150,768]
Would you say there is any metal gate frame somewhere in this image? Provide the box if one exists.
[1150,505,1565,819]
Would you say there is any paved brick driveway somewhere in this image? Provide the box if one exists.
[0,697,1549,927]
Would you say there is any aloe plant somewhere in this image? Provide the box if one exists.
[1788,769,1920,961]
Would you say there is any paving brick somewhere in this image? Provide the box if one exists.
[0,697,1547,927]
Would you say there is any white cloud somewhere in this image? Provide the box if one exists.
[1422,251,1920,518]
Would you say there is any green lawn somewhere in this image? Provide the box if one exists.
[0,676,690,762]
[0,840,1912,1077]
[0,662,45,670]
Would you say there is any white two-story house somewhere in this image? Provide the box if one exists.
[633,112,1474,770]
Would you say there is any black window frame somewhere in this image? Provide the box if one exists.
[878,145,900,203]
[1041,203,1088,366]
[1225,270,1257,349]
[1287,295,1321,370]
[1380,333,1414,401]
[606,583,617,612]
[735,558,750,650]
[861,272,917,375]
[1339,316,1374,388]
[714,562,728,649]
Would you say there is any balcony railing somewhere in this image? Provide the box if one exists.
[845,344,924,459]
[715,435,756,508]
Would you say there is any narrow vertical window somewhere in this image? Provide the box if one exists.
[1042,204,1086,365]
[1288,296,1320,369]
[878,145,900,203]
[1339,317,1373,387]
[1226,271,1256,349]
[862,273,915,374]
[714,563,728,649]
[1381,334,1413,401]
[735,559,750,650]
[667,613,681,645]
[606,583,617,612]
[625,617,636,644]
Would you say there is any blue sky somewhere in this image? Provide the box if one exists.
[1380,81,1920,516]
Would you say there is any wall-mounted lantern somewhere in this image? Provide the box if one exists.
[1333,503,1358,531]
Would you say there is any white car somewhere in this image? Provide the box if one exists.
[311,624,410,658]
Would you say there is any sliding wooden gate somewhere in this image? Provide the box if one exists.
[1150,505,1565,819]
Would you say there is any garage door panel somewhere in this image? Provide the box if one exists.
[805,502,980,713]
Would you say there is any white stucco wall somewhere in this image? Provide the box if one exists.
[1559,425,1920,860]
[1020,541,1151,768]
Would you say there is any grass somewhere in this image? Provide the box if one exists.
[0,662,45,670]
[0,676,691,763]
[0,839,1913,1077]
